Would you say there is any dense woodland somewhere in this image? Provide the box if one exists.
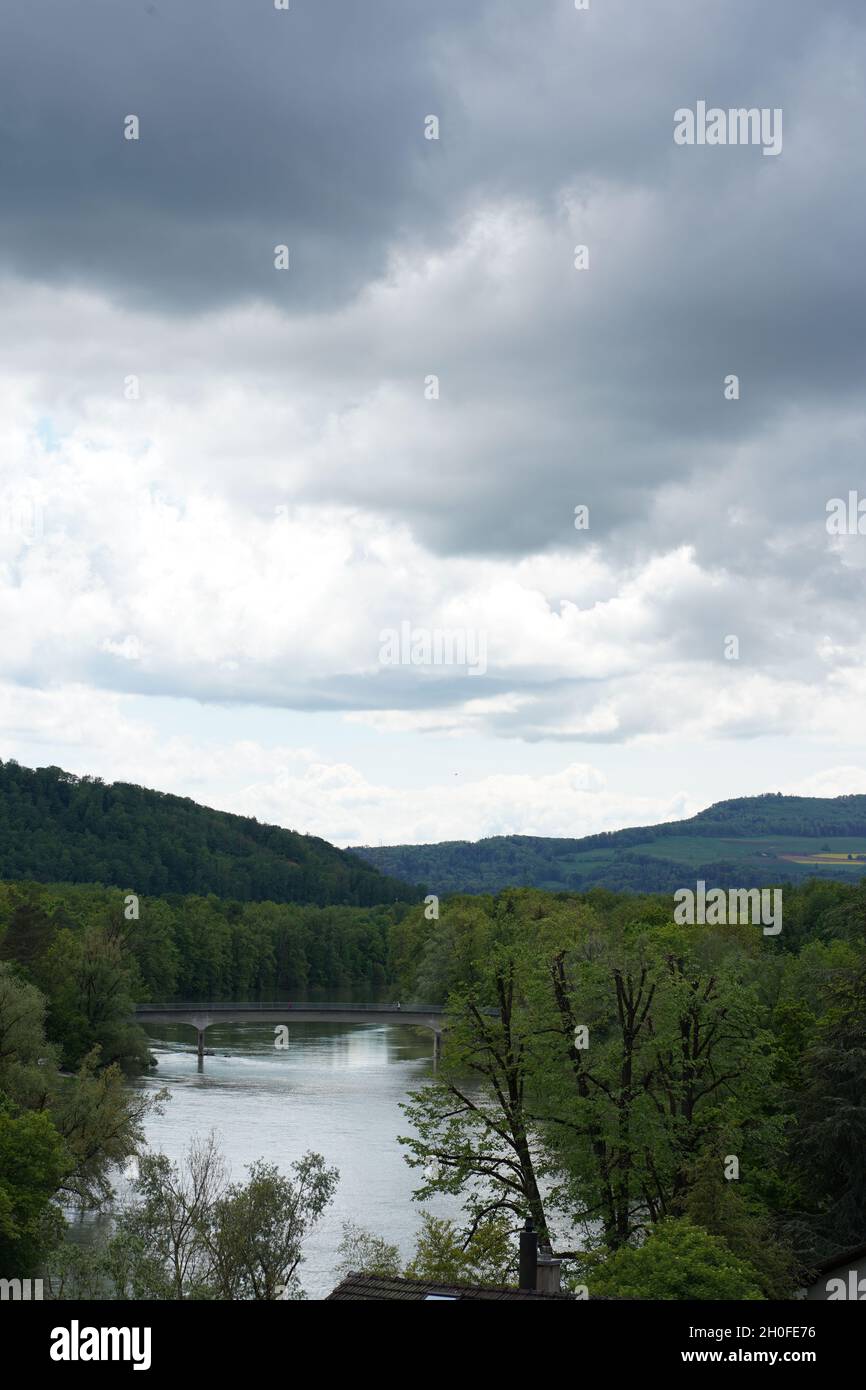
[357,792,866,893]
[390,877,866,1291]
[0,881,406,1058]
[0,876,411,1288]
[0,760,418,905]
[1,863,864,1294]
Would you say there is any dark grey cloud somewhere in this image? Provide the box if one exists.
[0,0,468,309]
[3,0,866,745]
[1,0,863,317]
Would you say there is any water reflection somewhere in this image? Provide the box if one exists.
[118,1020,458,1298]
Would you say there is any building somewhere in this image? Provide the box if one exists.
[326,1273,575,1301]
[802,1242,866,1300]
[326,1220,580,1300]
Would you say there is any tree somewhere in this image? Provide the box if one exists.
[0,965,53,1108]
[0,963,160,1217]
[128,898,180,1001]
[582,1218,764,1300]
[112,1132,229,1298]
[527,922,782,1250]
[401,898,554,1242]
[404,1213,516,1286]
[402,895,784,1261]
[336,1221,401,1279]
[51,1052,163,1209]
[334,1212,516,1287]
[679,1151,798,1298]
[72,1135,340,1300]
[36,921,150,1071]
[207,1154,339,1300]
[791,963,866,1258]
[0,1101,69,1276]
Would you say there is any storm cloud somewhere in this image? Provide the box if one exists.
[1,0,865,842]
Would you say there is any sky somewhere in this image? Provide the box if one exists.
[2,0,866,847]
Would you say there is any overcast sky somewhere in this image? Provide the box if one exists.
[1,0,866,846]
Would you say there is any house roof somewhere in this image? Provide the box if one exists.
[326,1272,576,1301]
[813,1240,866,1275]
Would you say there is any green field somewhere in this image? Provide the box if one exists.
[617,834,866,868]
[356,794,866,894]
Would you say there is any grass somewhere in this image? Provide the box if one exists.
[563,835,866,870]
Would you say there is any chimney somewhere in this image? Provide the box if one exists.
[536,1244,563,1295]
[519,1218,538,1292]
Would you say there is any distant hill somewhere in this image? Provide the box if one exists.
[0,760,418,905]
[353,793,866,894]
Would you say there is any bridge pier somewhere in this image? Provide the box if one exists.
[134,1005,451,1071]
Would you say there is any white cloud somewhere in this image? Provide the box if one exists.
[0,679,696,844]
[784,766,866,799]
[3,0,866,838]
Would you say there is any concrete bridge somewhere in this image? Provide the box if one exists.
[134,1001,446,1068]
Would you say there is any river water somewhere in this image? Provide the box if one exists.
[119,1019,461,1299]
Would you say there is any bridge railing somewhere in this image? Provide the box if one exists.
[135,1001,446,1014]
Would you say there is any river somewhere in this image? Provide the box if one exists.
[114,1018,461,1299]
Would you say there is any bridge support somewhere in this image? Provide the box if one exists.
[134,1005,449,1069]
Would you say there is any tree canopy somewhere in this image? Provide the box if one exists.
[0,760,418,906]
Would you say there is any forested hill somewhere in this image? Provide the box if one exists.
[354,793,866,894]
[0,761,419,905]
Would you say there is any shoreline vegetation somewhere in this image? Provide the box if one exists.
[2,858,865,1299]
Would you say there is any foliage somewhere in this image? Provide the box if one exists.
[0,880,411,1011]
[397,881,866,1289]
[580,1218,764,1300]
[0,759,418,906]
[46,1135,339,1300]
[358,793,866,894]
[678,1152,800,1298]
[404,1213,516,1286]
[401,895,564,1243]
[402,894,786,1255]
[0,964,162,1276]
[0,1100,69,1276]
[336,1221,401,1279]
[790,963,866,1259]
[335,1212,516,1287]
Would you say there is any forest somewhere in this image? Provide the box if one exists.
[0,760,418,905]
[1,868,864,1296]
[0,880,407,1064]
[357,792,866,894]
[386,877,866,1294]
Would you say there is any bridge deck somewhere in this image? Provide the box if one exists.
[134,1002,445,1031]
[134,1001,447,1065]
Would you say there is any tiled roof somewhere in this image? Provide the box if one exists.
[326,1273,575,1301]
[813,1240,866,1274]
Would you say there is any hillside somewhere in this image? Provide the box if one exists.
[0,760,418,905]
[353,793,866,894]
